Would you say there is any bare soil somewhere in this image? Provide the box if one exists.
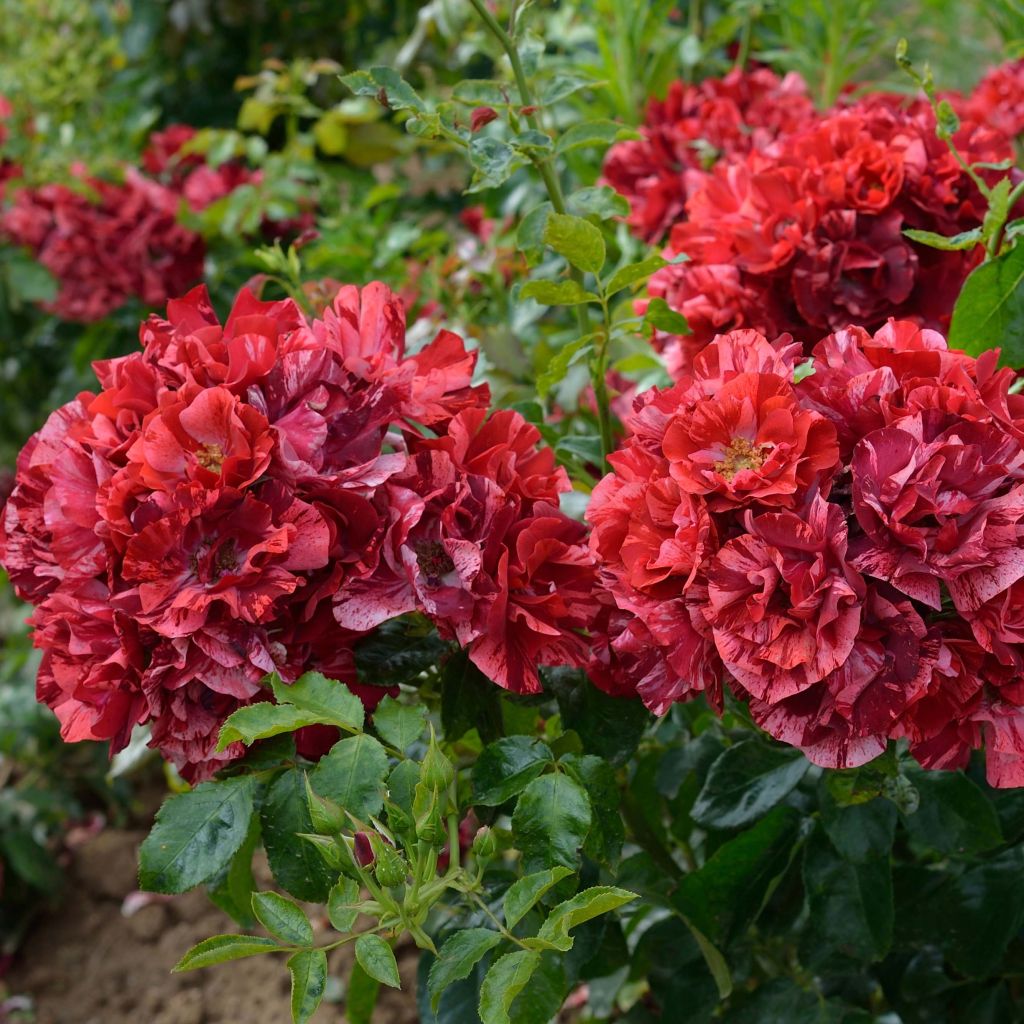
[5,828,420,1024]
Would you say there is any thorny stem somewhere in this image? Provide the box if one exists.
[466,0,613,468]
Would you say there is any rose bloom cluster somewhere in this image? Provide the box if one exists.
[606,66,1019,377]
[0,121,307,323]
[602,67,816,244]
[0,283,597,779]
[588,321,1024,786]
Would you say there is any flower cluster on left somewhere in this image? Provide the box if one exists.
[0,282,597,780]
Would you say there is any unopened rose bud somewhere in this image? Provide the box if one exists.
[471,107,499,132]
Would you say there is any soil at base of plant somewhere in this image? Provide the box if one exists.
[5,828,421,1024]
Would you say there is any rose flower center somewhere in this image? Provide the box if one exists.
[414,540,456,585]
[714,437,770,481]
[196,443,225,472]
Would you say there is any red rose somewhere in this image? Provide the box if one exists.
[663,371,839,510]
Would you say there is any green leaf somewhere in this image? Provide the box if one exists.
[372,697,427,752]
[288,949,328,1024]
[452,79,507,105]
[904,227,983,251]
[504,867,575,929]
[556,119,639,154]
[520,280,600,305]
[555,436,603,465]
[467,137,520,193]
[261,769,335,902]
[5,254,58,304]
[341,66,426,113]
[346,959,381,1024]
[271,672,365,731]
[217,703,325,751]
[512,773,592,873]
[355,615,448,687]
[949,240,1024,365]
[543,213,606,274]
[540,71,594,104]
[139,776,257,894]
[544,668,650,766]
[206,815,259,927]
[478,951,541,1024]
[605,255,669,296]
[901,766,1003,857]
[568,186,630,220]
[310,733,389,820]
[691,740,808,829]
[472,737,553,806]
[674,805,802,945]
[327,877,361,933]
[533,887,637,952]
[801,825,893,966]
[252,891,313,946]
[819,788,896,864]
[938,846,1024,976]
[428,929,504,1012]
[441,650,503,743]
[516,203,552,257]
[173,934,283,972]
[537,335,595,400]
[561,754,624,866]
[355,934,401,988]
[643,296,690,334]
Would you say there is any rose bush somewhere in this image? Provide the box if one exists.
[6,2,1024,1023]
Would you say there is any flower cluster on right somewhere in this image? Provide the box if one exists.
[588,321,1024,786]
[605,62,1024,377]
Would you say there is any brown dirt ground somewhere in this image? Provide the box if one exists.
[4,829,421,1024]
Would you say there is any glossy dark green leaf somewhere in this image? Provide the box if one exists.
[310,733,389,821]
[675,805,802,945]
[508,951,567,1024]
[354,615,448,687]
[206,814,259,927]
[418,947,490,1024]
[949,240,1024,365]
[441,650,502,743]
[692,740,808,829]
[937,846,1024,976]
[428,929,504,1011]
[801,825,893,966]
[139,775,257,894]
[288,949,328,1024]
[512,773,592,873]
[472,736,553,806]
[252,891,313,946]
[545,667,650,766]
[561,753,625,866]
[819,786,896,864]
[901,766,1003,857]
[261,768,335,902]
